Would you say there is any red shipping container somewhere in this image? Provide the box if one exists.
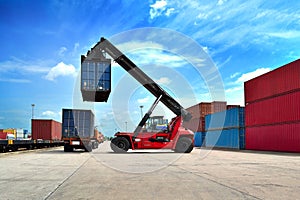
[245,122,300,152]
[186,101,226,119]
[0,129,7,139]
[246,91,300,126]
[211,101,227,113]
[245,59,300,103]
[32,119,62,140]
[184,101,226,132]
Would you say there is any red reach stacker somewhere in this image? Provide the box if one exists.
[81,38,194,153]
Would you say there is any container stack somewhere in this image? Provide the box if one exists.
[205,107,245,149]
[183,101,227,132]
[245,59,300,152]
[0,128,29,140]
[183,101,226,147]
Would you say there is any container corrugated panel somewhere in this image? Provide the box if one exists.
[185,101,226,132]
[245,122,300,152]
[205,107,245,131]
[186,101,226,119]
[31,120,62,140]
[62,109,95,138]
[0,129,7,139]
[211,101,227,113]
[16,128,24,139]
[194,132,204,147]
[246,91,300,126]
[227,105,240,110]
[183,117,205,132]
[205,128,245,149]
[245,59,300,103]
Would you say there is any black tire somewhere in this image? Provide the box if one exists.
[85,143,93,152]
[64,145,73,152]
[175,137,194,153]
[92,142,98,149]
[110,137,130,153]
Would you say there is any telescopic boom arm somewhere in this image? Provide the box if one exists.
[89,37,191,135]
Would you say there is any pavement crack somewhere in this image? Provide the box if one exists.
[43,156,91,200]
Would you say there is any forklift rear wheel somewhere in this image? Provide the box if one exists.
[175,137,193,153]
[111,137,130,153]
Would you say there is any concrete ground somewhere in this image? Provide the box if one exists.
[0,141,299,200]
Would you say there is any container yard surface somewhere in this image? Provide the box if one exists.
[0,142,300,200]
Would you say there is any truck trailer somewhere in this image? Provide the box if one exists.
[62,108,98,152]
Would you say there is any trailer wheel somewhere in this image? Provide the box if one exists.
[85,143,93,152]
[175,137,193,153]
[111,137,130,153]
[64,145,73,152]
[92,142,98,149]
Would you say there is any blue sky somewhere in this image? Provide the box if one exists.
[0,0,299,136]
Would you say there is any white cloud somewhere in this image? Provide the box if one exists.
[230,72,240,79]
[165,8,175,17]
[264,31,300,39]
[224,67,271,105]
[149,0,167,19]
[0,78,31,83]
[236,68,271,83]
[202,46,209,53]
[217,0,227,6]
[58,47,67,56]
[0,57,50,74]
[44,62,77,81]
[42,111,57,118]
[115,41,164,52]
[225,86,242,93]
[197,13,208,20]
[155,77,171,85]
[157,0,300,53]
[72,43,80,56]
[137,96,150,104]
[128,49,187,68]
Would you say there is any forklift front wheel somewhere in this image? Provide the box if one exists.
[111,137,130,153]
[175,137,193,153]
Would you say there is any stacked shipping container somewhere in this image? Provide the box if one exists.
[183,101,226,132]
[0,129,29,140]
[245,59,300,152]
[193,132,205,147]
[205,107,245,149]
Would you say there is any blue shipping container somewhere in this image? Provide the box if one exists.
[81,56,112,102]
[194,132,205,147]
[205,107,245,131]
[204,128,245,149]
[62,109,95,138]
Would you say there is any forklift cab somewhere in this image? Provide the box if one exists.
[145,116,168,132]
